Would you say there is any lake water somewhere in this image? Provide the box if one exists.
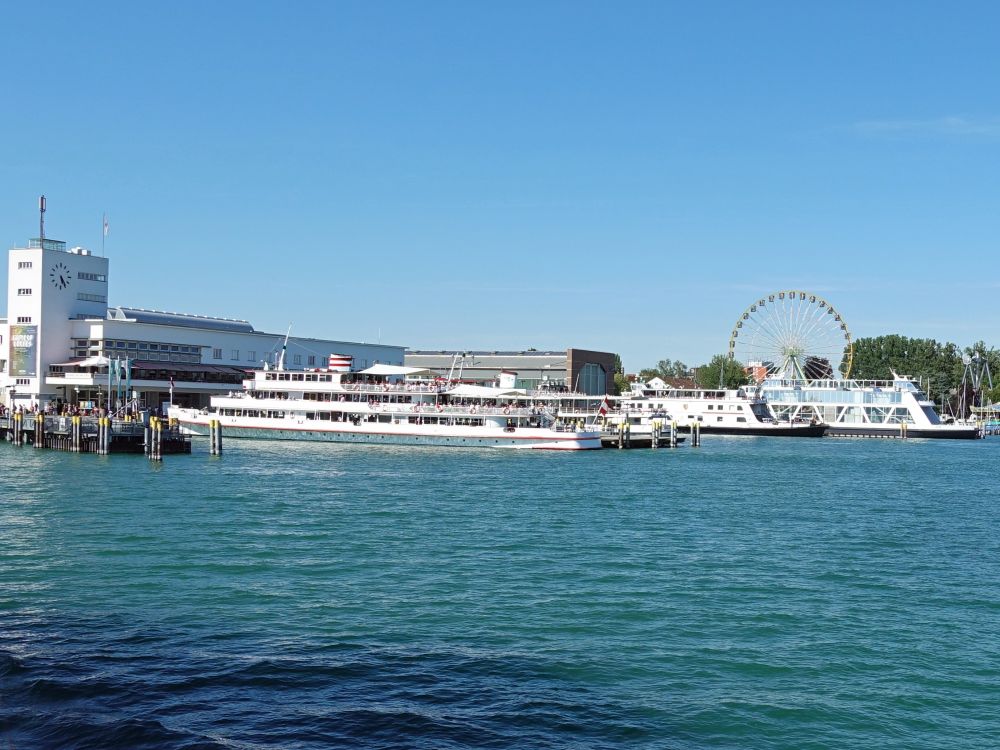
[2,436,998,749]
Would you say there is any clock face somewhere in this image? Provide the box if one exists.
[49,262,71,290]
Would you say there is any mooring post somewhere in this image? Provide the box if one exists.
[152,418,163,461]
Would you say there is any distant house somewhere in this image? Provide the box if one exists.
[643,375,697,390]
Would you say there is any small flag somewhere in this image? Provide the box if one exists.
[103,214,110,237]
[597,396,611,416]
[169,376,175,388]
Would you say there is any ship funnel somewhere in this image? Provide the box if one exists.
[328,353,353,372]
[498,370,517,389]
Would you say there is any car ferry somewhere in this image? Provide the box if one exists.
[758,375,982,439]
[169,355,601,450]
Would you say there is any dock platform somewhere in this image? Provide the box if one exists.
[1,414,191,455]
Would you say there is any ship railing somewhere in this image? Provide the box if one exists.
[341,382,447,394]
[381,404,539,417]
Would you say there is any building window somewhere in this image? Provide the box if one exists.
[17,288,32,296]
[77,272,107,282]
[213,348,222,360]
[307,355,316,366]
[231,349,239,360]
[16,316,32,324]
[247,350,256,362]
[293,354,302,365]
[77,292,107,303]
[577,362,608,395]
[17,261,33,269]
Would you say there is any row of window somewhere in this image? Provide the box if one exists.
[78,272,107,282]
[16,316,31,324]
[212,348,259,362]
[17,288,31,295]
[76,339,200,353]
[17,261,32,269]
[72,350,201,363]
[77,293,107,303]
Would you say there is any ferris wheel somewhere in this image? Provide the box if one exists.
[728,290,853,380]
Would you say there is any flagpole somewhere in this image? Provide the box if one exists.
[101,213,106,256]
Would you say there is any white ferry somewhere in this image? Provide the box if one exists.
[758,375,982,439]
[549,383,827,438]
[169,355,601,450]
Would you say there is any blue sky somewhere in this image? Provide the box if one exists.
[2,1,998,370]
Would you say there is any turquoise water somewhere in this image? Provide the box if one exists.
[2,437,999,749]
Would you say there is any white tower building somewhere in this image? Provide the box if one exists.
[3,236,109,407]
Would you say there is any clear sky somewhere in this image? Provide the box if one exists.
[2,1,998,371]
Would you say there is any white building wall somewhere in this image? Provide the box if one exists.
[3,241,109,405]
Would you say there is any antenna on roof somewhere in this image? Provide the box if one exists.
[39,195,46,241]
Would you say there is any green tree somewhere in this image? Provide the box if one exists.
[613,372,631,396]
[694,354,749,389]
[851,335,964,406]
[638,358,689,381]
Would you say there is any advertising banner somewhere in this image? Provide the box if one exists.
[9,325,38,377]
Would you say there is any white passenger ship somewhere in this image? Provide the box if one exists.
[169,355,601,450]
[758,375,982,439]
[551,382,827,438]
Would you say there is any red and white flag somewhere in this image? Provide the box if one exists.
[597,396,611,416]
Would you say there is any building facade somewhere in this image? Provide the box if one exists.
[404,348,618,395]
[1,235,403,411]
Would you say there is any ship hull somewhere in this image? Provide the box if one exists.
[174,413,601,450]
[678,423,828,437]
[826,425,981,440]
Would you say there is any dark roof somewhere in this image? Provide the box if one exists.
[407,350,565,356]
[129,361,252,374]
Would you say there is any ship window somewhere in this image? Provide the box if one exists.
[717,416,723,421]
[737,417,746,422]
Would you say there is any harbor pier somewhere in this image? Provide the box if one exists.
[1,414,191,456]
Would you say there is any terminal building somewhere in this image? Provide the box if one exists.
[1,231,403,412]
[405,349,618,395]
